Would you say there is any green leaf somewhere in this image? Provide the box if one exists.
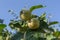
[0,24,6,29]
[39,13,46,20]
[30,5,44,12]
[40,13,46,19]
[47,27,54,32]
[48,21,59,26]
[0,24,6,33]
[53,31,60,37]
[0,36,3,40]
[40,20,49,31]
[31,14,38,18]
[11,32,24,40]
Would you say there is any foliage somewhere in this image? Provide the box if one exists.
[48,21,59,26]
[0,5,60,40]
[30,5,44,12]
[0,24,6,33]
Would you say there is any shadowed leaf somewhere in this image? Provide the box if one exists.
[0,19,4,23]
[49,21,59,26]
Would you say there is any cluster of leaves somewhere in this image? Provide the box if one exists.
[0,5,60,40]
[0,19,7,40]
[8,5,60,40]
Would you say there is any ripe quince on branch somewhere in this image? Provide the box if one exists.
[27,18,40,29]
[20,9,31,21]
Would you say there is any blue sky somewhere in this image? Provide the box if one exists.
[0,0,60,32]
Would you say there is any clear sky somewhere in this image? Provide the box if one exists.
[0,0,60,32]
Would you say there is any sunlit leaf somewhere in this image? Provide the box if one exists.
[30,5,44,12]
[0,36,3,40]
[0,24,6,33]
[48,21,59,26]
[39,13,46,20]
[53,31,60,37]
